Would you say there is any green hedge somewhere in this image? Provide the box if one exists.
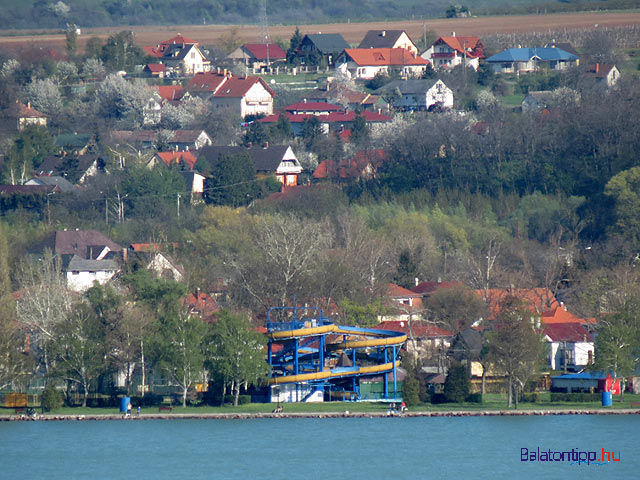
[550,393,601,402]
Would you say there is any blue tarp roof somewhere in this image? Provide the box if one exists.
[486,47,577,63]
[553,372,607,380]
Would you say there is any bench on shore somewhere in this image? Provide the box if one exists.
[158,406,173,413]
[630,402,640,408]
[13,407,26,414]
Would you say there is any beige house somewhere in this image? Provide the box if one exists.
[358,30,419,56]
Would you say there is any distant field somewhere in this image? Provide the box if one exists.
[1,11,639,51]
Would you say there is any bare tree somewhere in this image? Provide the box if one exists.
[15,251,73,374]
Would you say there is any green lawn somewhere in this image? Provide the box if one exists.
[2,393,639,416]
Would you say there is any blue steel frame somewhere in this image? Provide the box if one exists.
[267,305,403,401]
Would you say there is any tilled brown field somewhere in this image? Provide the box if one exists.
[1,11,639,51]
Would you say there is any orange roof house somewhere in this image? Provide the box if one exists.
[476,288,559,320]
[542,304,597,326]
[312,149,388,181]
[148,151,197,169]
[337,48,429,79]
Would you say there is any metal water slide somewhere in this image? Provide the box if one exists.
[266,305,407,399]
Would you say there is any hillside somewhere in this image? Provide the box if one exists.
[0,0,637,30]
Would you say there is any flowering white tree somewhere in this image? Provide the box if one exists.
[23,78,63,115]
[95,74,149,127]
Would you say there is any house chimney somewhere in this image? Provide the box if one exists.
[122,247,128,262]
[381,31,386,37]
[452,31,456,37]
[414,277,419,287]
[27,101,31,109]
[263,141,269,149]
[595,63,599,73]
[196,287,200,298]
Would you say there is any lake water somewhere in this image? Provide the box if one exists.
[1,415,638,479]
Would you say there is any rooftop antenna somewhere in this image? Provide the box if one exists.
[260,0,270,67]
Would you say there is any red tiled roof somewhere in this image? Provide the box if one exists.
[183,290,219,323]
[16,102,46,118]
[129,242,179,252]
[155,151,197,169]
[477,288,558,317]
[259,112,315,124]
[435,36,484,59]
[544,322,593,343]
[161,34,198,46]
[243,43,286,60]
[188,72,275,98]
[344,48,429,66]
[187,72,229,93]
[143,46,164,58]
[145,63,166,73]
[585,63,616,78]
[151,85,186,102]
[377,320,453,338]
[284,101,343,112]
[323,111,392,122]
[542,305,597,325]
[387,283,422,298]
[213,75,275,98]
[313,149,387,180]
[411,281,462,295]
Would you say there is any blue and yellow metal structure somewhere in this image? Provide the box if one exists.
[266,305,406,401]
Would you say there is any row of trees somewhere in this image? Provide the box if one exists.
[0,226,266,407]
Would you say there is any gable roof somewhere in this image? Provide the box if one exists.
[477,288,559,317]
[307,84,381,106]
[302,34,350,54]
[55,133,92,150]
[0,184,55,196]
[67,255,119,272]
[198,145,297,173]
[13,102,46,118]
[343,48,429,66]
[26,176,76,193]
[188,72,275,98]
[374,79,447,95]
[584,63,617,78]
[145,34,199,57]
[313,149,387,180]
[486,47,578,63]
[155,151,197,169]
[544,322,593,343]
[358,30,413,49]
[145,63,166,73]
[434,36,484,58]
[243,43,286,60]
[542,305,596,325]
[38,229,122,259]
[183,289,220,323]
[150,85,186,102]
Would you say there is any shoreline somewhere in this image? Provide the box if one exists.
[3,408,640,421]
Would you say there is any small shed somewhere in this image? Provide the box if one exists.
[551,372,620,393]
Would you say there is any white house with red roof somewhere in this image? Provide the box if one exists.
[226,43,287,68]
[337,48,430,80]
[187,71,274,118]
[421,35,484,71]
[144,34,210,75]
[284,101,342,116]
[544,322,594,372]
[582,63,620,88]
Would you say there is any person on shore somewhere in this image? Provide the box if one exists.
[126,402,132,418]
[136,406,141,416]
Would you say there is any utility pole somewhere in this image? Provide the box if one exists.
[177,193,181,218]
[105,194,108,224]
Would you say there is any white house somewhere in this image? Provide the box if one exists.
[188,71,275,118]
[66,255,120,292]
[375,79,454,111]
[421,35,484,71]
[336,48,429,80]
[544,323,594,372]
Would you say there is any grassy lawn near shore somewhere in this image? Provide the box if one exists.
[2,393,639,417]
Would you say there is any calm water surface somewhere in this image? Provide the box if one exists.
[1,415,638,479]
